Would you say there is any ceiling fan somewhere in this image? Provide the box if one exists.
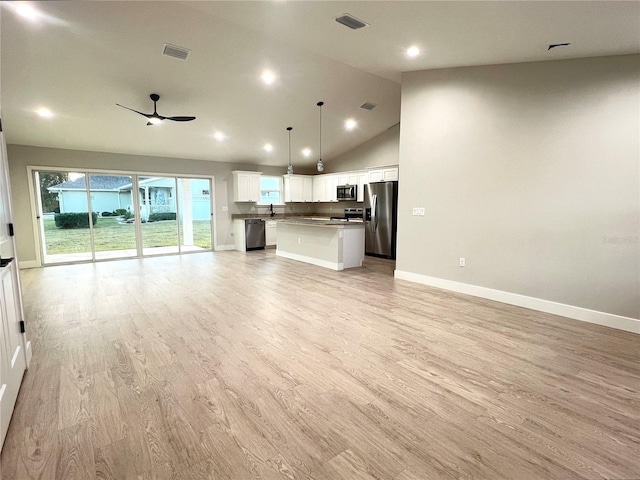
[116,93,195,126]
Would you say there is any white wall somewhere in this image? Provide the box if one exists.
[396,55,639,324]
[323,123,399,173]
[7,145,290,263]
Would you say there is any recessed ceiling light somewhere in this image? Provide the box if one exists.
[16,3,39,21]
[213,131,225,141]
[261,70,277,85]
[302,148,311,157]
[406,46,420,58]
[345,119,357,131]
[37,108,53,118]
[263,143,273,152]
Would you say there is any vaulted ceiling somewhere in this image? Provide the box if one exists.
[2,1,638,169]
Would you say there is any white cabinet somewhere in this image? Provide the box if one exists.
[313,175,325,202]
[338,172,359,186]
[284,175,313,203]
[232,171,262,203]
[266,220,278,246]
[368,166,398,183]
[324,174,339,202]
[357,172,368,202]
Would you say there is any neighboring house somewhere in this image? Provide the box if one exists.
[48,175,211,221]
[47,175,132,214]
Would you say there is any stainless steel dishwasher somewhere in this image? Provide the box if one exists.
[245,219,266,250]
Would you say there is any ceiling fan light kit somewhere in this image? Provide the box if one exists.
[116,93,196,126]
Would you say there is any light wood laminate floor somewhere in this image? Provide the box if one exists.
[1,250,638,479]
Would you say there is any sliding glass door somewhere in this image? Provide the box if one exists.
[34,170,213,265]
[178,178,212,251]
[91,174,137,260]
[37,171,93,264]
[140,176,180,256]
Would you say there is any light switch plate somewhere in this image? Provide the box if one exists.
[412,207,425,216]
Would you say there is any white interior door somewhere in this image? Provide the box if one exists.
[0,265,27,446]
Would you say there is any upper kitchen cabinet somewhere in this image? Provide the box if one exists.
[232,171,262,203]
[312,175,325,202]
[284,175,313,203]
[368,166,399,183]
[357,172,368,202]
[338,172,359,186]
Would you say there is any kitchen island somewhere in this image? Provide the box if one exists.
[276,219,365,271]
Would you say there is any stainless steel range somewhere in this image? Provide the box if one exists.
[330,208,363,222]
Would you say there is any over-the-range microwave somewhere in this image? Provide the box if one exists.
[337,184,357,201]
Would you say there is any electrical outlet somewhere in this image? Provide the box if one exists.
[459,257,466,267]
[412,207,425,216]
[298,237,301,244]
[222,206,228,212]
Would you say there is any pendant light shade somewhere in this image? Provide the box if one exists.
[286,126,294,175]
[316,101,324,172]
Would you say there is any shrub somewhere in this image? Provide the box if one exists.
[148,212,177,222]
[122,211,134,220]
[114,208,127,216]
[54,212,98,229]
[101,211,117,217]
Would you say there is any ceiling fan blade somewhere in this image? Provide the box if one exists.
[116,103,152,118]
[166,116,196,122]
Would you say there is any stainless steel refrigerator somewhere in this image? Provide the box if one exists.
[364,181,398,259]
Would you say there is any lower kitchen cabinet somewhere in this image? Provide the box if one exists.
[266,220,278,246]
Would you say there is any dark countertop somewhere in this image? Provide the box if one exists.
[277,218,365,228]
[231,213,318,220]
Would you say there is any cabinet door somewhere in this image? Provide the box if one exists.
[347,173,358,185]
[236,173,250,201]
[284,176,303,202]
[248,174,261,202]
[325,175,338,202]
[313,176,325,202]
[338,174,349,185]
[382,168,399,181]
[357,172,368,202]
[303,177,313,202]
[266,221,277,246]
[292,177,303,202]
[368,170,384,183]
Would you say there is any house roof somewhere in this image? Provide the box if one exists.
[48,175,133,191]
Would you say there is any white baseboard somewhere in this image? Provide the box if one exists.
[18,260,39,269]
[214,244,235,251]
[277,250,343,271]
[394,270,640,334]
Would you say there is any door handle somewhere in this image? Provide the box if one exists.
[371,194,378,232]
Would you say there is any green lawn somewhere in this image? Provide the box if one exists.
[44,217,212,254]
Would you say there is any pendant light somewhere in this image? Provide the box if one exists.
[316,101,325,172]
[286,126,294,175]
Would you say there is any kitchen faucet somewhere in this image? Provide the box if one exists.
[269,203,275,217]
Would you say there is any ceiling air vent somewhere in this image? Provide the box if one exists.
[335,14,369,30]
[162,44,191,61]
[360,102,377,111]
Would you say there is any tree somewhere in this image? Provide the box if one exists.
[39,172,69,213]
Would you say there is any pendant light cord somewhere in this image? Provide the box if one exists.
[287,126,293,174]
[317,101,324,172]
[319,103,322,161]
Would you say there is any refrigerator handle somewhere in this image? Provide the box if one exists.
[372,194,378,232]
